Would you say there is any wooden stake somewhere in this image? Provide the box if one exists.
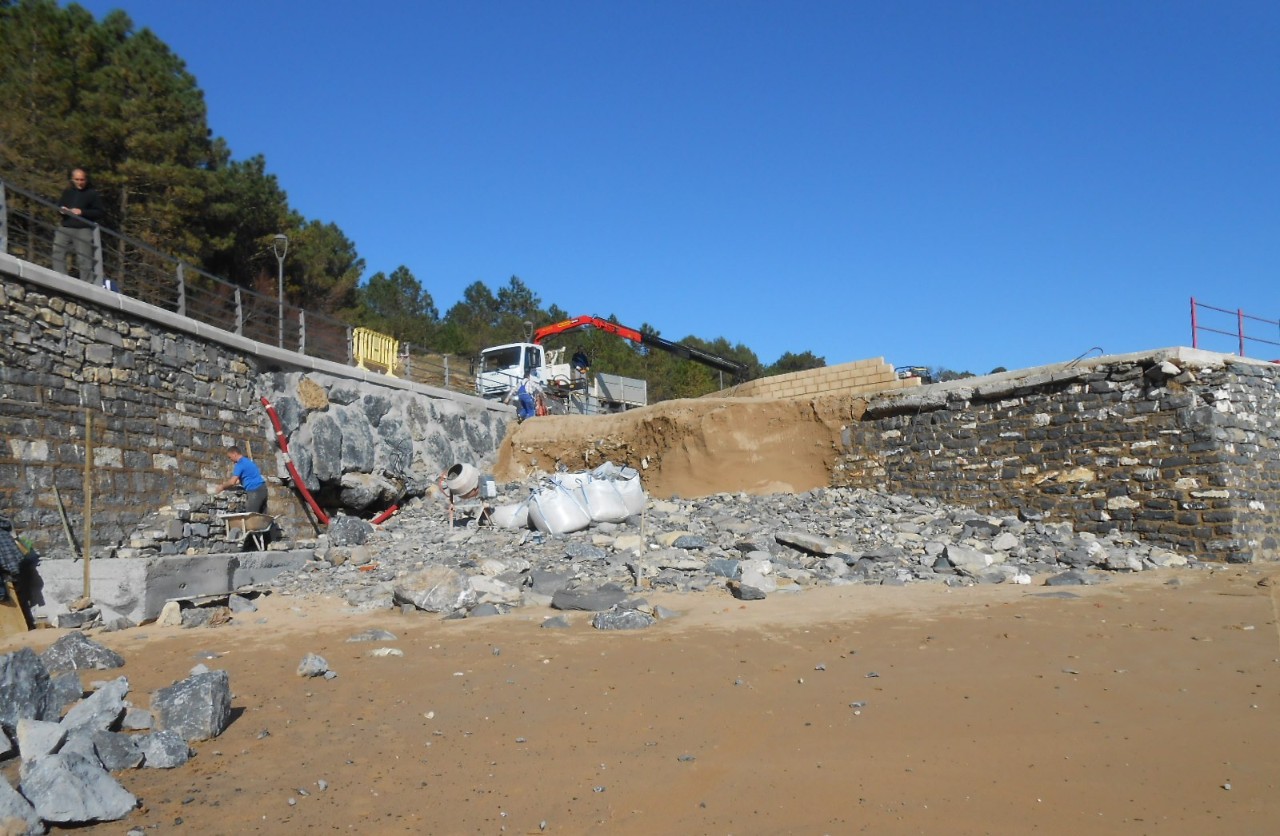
[82,410,93,600]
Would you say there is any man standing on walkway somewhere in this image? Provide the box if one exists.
[214,446,268,514]
[52,167,106,282]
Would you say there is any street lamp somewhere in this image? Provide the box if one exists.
[273,234,288,348]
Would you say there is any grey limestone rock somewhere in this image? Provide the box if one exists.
[0,773,44,835]
[328,514,374,547]
[60,677,128,736]
[41,633,125,674]
[16,719,66,762]
[393,566,472,613]
[0,648,52,733]
[551,584,628,612]
[90,730,143,771]
[137,729,191,768]
[47,672,84,718]
[297,654,329,678]
[727,581,767,601]
[1045,569,1105,586]
[591,609,656,630]
[151,670,231,742]
[19,752,137,824]
[120,707,152,731]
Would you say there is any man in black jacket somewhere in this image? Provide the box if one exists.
[52,167,107,283]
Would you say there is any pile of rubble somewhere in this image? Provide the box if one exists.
[263,481,1203,625]
[111,493,255,559]
[0,633,230,832]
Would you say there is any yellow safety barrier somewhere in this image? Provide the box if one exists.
[352,327,400,376]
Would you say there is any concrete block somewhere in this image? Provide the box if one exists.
[231,550,311,588]
[32,551,310,624]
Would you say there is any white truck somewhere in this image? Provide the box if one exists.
[475,342,648,414]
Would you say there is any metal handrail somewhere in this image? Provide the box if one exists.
[1189,297,1280,358]
[0,173,478,394]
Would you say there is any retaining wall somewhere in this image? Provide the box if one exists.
[0,253,510,565]
[835,349,1280,563]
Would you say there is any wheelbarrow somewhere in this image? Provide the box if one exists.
[217,512,276,551]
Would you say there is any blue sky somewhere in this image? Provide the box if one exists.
[73,0,1280,372]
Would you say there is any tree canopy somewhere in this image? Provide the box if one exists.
[0,0,948,401]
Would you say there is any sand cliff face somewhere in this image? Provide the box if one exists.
[493,394,865,498]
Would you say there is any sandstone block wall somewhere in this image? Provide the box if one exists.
[834,350,1280,563]
[722,357,920,400]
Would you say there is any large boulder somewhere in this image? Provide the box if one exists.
[0,648,52,734]
[19,752,136,824]
[150,670,231,742]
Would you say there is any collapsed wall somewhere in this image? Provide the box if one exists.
[836,348,1280,563]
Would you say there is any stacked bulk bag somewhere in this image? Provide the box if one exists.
[590,462,646,516]
[506,462,648,535]
[527,480,592,535]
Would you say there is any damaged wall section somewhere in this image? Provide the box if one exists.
[835,349,1280,563]
[0,256,511,565]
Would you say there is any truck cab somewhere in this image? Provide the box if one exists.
[475,342,548,399]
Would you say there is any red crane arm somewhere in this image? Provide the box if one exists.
[533,316,642,345]
[531,314,745,379]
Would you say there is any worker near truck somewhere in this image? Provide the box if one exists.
[213,446,268,513]
[507,370,542,422]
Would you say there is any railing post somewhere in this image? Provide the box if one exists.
[443,355,450,388]
[1238,308,1246,357]
[298,310,306,355]
[0,181,8,254]
[234,287,244,335]
[1190,297,1197,349]
[346,327,354,365]
[176,263,186,316]
[91,225,105,288]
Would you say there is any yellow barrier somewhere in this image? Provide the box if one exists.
[352,327,400,376]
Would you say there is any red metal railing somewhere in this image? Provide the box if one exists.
[1190,297,1280,359]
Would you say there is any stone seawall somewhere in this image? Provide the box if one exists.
[835,348,1280,563]
[0,255,510,563]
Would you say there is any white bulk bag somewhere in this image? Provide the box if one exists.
[591,462,646,515]
[489,501,530,530]
[527,483,592,535]
[580,478,630,523]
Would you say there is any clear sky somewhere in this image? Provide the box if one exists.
[72,0,1279,372]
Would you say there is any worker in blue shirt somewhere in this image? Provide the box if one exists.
[214,445,268,513]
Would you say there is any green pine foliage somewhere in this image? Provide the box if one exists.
[0,0,872,401]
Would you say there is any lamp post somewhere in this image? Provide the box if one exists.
[273,233,288,348]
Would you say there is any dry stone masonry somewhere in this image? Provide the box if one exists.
[835,349,1280,563]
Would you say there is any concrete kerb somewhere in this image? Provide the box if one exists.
[31,550,313,625]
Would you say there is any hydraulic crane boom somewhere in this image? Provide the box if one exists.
[533,315,745,379]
